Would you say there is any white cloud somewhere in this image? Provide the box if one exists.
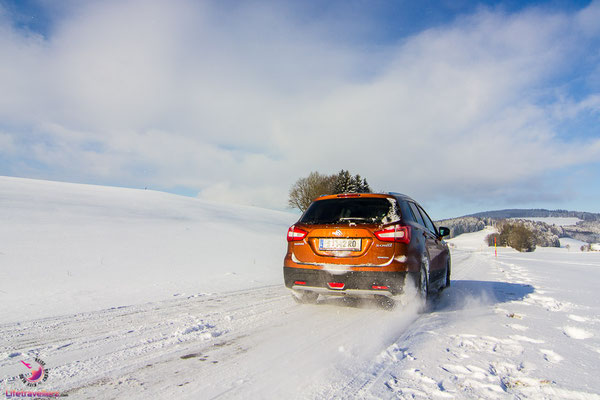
[0,132,16,154]
[0,0,599,213]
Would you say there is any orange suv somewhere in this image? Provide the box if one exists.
[283,193,450,307]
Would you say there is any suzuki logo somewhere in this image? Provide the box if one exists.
[332,230,343,237]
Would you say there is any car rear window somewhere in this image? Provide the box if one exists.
[299,197,400,225]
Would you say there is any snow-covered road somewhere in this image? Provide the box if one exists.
[0,277,422,399]
[4,244,599,399]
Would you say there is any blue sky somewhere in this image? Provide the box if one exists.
[0,0,599,219]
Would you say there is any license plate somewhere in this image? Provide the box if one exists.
[319,238,362,251]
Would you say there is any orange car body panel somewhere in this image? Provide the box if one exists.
[283,193,450,297]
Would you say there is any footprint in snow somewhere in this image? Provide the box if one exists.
[540,349,563,363]
[508,323,528,331]
[567,314,589,323]
[509,335,544,344]
[524,294,568,312]
[563,326,593,340]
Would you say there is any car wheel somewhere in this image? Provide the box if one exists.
[418,265,429,299]
[291,290,318,304]
[417,262,429,313]
[444,260,451,288]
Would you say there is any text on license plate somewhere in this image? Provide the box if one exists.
[319,238,362,251]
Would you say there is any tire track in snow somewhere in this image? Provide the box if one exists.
[2,284,417,399]
[319,248,483,399]
[1,285,293,394]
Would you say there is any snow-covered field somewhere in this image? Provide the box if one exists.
[2,177,600,399]
[0,176,295,323]
[559,237,589,249]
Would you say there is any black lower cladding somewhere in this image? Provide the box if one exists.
[283,267,418,296]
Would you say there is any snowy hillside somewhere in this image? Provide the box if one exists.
[510,217,582,226]
[1,178,600,399]
[0,176,295,323]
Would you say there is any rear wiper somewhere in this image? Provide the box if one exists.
[302,219,337,224]
[339,217,370,222]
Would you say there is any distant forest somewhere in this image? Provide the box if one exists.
[465,209,600,222]
[436,209,600,245]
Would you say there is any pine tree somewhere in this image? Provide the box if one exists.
[361,178,371,193]
[347,174,360,193]
[334,170,352,193]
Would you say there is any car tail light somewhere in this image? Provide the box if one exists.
[337,193,360,198]
[372,285,389,290]
[287,225,308,242]
[328,282,345,289]
[294,280,307,285]
[374,225,411,244]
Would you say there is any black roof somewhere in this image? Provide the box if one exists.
[387,192,416,202]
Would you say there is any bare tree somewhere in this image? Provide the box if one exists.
[288,172,336,212]
[288,170,373,212]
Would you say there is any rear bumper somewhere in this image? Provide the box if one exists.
[283,266,418,298]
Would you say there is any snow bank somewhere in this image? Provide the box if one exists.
[0,176,295,323]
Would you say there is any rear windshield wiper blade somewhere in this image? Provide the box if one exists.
[302,219,337,224]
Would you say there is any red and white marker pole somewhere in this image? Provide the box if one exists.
[494,236,497,257]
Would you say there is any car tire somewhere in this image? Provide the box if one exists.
[417,261,429,313]
[444,260,451,288]
[291,290,318,304]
